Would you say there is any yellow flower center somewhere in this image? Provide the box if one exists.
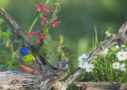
[115,64,118,67]
[82,63,85,65]
[124,45,126,48]
[114,48,116,50]
[89,67,92,70]
[124,66,126,68]
[121,54,124,57]
[82,57,85,60]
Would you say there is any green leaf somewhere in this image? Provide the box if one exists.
[6,28,12,36]
[34,11,39,18]
[10,59,18,64]
[0,43,11,53]
[40,34,59,63]
[3,37,9,44]
[0,64,6,69]
[0,26,5,30]
[13,39,21,44]
[7,61,11,64]
[7,64,13,69]
[39,11,44,18]
[58,5,61,10]
[94,26,99,47]
[52,13,56,19]
[0,18,4,25]
[0,26,5,39]
[0,55,12,58]
[0,29,2,39]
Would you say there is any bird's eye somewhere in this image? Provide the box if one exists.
[20,50,23,52]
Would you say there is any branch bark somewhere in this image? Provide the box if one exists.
[74,82,127,90]
[0,60,69,90]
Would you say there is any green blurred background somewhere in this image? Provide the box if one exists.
[0,0,127,72]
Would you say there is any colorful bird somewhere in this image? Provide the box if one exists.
[19,47,43,73]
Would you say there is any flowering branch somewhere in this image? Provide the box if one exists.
[28,0,51,35]
[0,7,46,65]
[0,6,68,90]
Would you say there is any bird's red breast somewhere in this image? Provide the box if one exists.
[19,60,39,73]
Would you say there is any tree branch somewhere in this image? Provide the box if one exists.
[74,82,127,90]
[0,60,69,90]
[60,20,127,89]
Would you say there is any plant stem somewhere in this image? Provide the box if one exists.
[28,16,38,34]
[120,72,126,82]
[110,64,113,82]
[8,37,13,58]
[28,0,50,34]
[45,0,50,5]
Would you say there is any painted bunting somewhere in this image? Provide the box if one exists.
[19,47,43,73]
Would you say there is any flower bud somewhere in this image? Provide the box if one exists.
[58,35,64,45]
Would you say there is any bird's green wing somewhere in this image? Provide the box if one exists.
[21,54,40,70]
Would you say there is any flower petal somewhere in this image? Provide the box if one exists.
[42,33,46,39]
[52,16,58,21]
[46,8,50,13]
[41,20,46,25]
[37,38,41,43]
[45,13,48,19]
[52,22,56,27]
[41,17,47,20]
[39,3,42,7]
[33,31,40,36]
[43,5,47,11]
[35,3,42,12]
[29,31,33,37]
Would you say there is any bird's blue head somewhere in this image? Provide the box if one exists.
[19,47,31,58]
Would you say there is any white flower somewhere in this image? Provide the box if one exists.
[78,54,89,62]
[78,62,88,69]
[117,50,127,61]
[121,49,124,52]
[112,62,120,69]
[86,64,94,72]
[116,45,119,49]
[122,45,126,48]
[107,33,111,37]
[120,63,126,71]
[113,45,119,50]
[102,48,109,55]
[121,63,125,67]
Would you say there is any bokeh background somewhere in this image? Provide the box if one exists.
[0,0,127,73]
